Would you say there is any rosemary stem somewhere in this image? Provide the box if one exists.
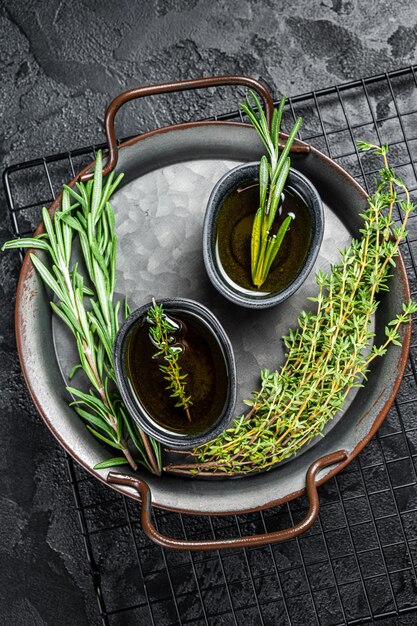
[138,431,161,476]
[60,254,139,469]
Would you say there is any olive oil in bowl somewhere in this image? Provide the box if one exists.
[113,299,237,449]
[203,162,324,308]
[215,181,312,295]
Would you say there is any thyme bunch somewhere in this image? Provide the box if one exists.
[240,92,302,288]
[167,144,416,476]
[3,151,161,475]
[147,299,192,421]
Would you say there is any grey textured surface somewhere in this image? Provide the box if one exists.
[2,0,417,624]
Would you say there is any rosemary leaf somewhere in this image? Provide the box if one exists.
[74,405,115,438]
[86,425,123,450]
[29,253,65,301]
[261,215,292,282]
[2,238,52,253]
[91,149,103,225]
[94,457,131,470]
[259,156,269,211]
[271,95,286,153]
[63,184,86,209]
[68,364,82,379]
[266,157,290,226]
[241,92,302,288]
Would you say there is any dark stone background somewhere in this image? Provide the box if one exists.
[1,1,417,624]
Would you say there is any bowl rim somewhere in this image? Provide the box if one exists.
[113,297,237,449]
[202,161,325,309]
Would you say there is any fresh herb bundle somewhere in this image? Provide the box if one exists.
[3,151,161,475]
[147,299,192,421]
[167,144,416,476]
[240,91,302,288]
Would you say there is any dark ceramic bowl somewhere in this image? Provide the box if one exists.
[203,162,324,308]
[113,298,237,450]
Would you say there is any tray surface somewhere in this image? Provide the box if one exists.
[17,122,409,513]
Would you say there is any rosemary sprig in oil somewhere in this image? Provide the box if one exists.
[241,91,302,288]
[2,151,162,475]
[166,144,416,476]
[148,299,192,421]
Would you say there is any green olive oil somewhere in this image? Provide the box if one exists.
[215,181,312,295]
[125,312,229,436]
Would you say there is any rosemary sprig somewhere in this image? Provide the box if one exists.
[2,151,162,475]
[147,299,192,421]
[166,144,416,476]
[240,91,302,288]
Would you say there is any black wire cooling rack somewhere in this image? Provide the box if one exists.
[4,66,417,626]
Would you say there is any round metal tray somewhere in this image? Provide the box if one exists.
[16,120,409,509]
[15,78,410,549]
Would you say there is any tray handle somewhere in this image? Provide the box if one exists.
[80,75,308,182]
[107,449,347,551]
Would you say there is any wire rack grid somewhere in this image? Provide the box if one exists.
[4,66,417,626]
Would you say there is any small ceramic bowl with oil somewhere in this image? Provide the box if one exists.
[113,298,237,450]
[203,162,324,309]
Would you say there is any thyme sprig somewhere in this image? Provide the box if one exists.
[147,299,192,421]
[2,151,162,475]
[241,92,302,288]
[166,144,416,476]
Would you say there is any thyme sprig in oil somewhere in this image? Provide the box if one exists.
[148,299,193,421]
